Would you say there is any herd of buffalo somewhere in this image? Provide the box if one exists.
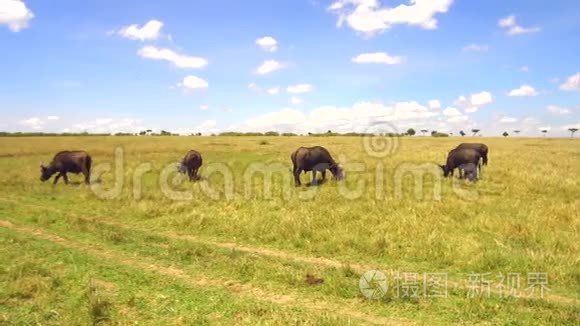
[39,142,489,186]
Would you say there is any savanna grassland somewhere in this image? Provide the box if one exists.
[0,135,578,325]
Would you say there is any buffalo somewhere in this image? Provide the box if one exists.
[177,150,203,181]
[291,146,344,186]
[458,162,479,182]
[455,143,488,165]
[439,148,482,178]
[40,150,92,185]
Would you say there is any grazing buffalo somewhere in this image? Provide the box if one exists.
[40,151,92,185]
[439,148,482,178]
[291,146,344,186]
[455,143,488,165]
[177,150,203,181]
[458,162,479,182]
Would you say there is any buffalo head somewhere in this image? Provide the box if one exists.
[330,164,345,181]
[40,163,55,182]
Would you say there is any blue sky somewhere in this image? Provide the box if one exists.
[1,0,579,136]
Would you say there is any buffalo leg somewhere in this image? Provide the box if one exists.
[321,170,327,181]
[62,173,69,184]
[310,170,317,186]
[53,173,62,184]
[293,168,302,187]
[81,165,91,184]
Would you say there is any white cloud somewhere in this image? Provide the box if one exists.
[290,96,303,105]
[508,84,538,97]
[0,0,34,32]
[286,84,313,94]
[442,107,462,117]
[351,52,405,65]
[200,105,209,110]
[428,100,441,110]
[256,36,278,52]
[470,92,493,106]
[498,116,518,123]
[177,75,208,90]
[47,115,60,120]
[266,86,280,95]
[498,15,540,36]
[455,91,493,113]
[19,117,44,130]
[559,73,580,91]
[520,66,529,72]
[546,105,571,115]
[248,83,260,91]
[256,60,283,74]
[328,0,453,36]
[72,118,144,134]
[138,46,208,69]
[232,101,440,134]
[462,43,488,52]
[173,120,218,135]
[117,19,163,41]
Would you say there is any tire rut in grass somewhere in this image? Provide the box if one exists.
[0,219,414,326]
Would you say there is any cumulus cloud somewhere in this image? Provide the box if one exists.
[173,120,218,135]
[19,117,44,130]
[256,60,283,74]
[546,105,571,115]
[0,0,34,32]
[138,46,208,68]
[231,101,440,134]
[177,75,208,90]
[18,115,62,130]
[498,15,540,36]
[200,105,209,110]
[328,0,453,36]
[498,116,517,123]
[256,36,278,52]
[286,84,313,94]
[508,84,538,97]
[428,100,441,110]
[290,96,303,105]
[455,91,493,113]
[520,66,529,72]
[352,52,405,64]
[266,86,280,95]
[559,73,580,91]
[117,19,163,41]
[72,118,145,134]
[462,43,488,52]
[442,107,462,117]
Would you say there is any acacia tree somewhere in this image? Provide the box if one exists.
[502,131,509,137]
[459,130,466,137]
[569,128,579,138]
[407,128,416,136]
[513,130,521,135]
[471,129,480,136]
[541,129,548,137]
[420,129,428,136]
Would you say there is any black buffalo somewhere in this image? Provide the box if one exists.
[177,150,203,181]
[439,148,482,178]
[455,143,488,165]
[40,150,92,185]
[291,146,344,186]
